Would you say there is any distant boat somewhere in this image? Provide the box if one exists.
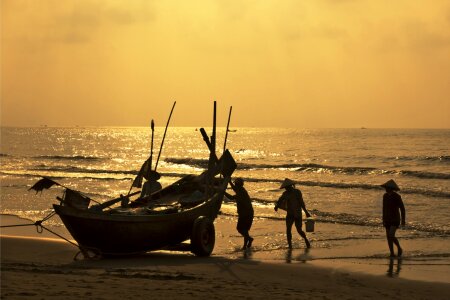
[228,129,237,132]
[361,127,367,129]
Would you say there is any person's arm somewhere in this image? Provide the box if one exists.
[224,192,235,200]
[300,197,311,218]
[297,190,311,217]
[275,194,284,211]
[399,196,406,226]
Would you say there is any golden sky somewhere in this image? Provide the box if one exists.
[1,0,449,128]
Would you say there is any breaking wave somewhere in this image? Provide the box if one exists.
[308,209,449,235]
[1,165,449,199]
[164,158,209,168]
[33,155,103,161]
[2,174,449,200]
[30,165,136,175]
[393,155,450,162]
[241,178,450,199]
[164,158,450,180]
[221,208,450,235]
[398,170,450,180]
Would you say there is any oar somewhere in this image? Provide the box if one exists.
[148,119,155,173]
[90,191,141,211]
[207,101,217,171]
[127,120,155,195]
[212,101,217,154]
[200,128,236,179]
[223,106,232,153]
[154,101,176,171]
[200,128,217,163]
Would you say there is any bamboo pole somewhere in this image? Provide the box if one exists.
[223,106,232,153]
[154,101,176,171]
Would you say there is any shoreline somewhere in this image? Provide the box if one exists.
[2,235,450,299]
[2,214,450,299]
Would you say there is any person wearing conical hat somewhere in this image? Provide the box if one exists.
[225,178,254,250]
[140,170,162,199]
[275,178,311,249]
[381,179,405,257]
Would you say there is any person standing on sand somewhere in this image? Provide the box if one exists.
[275,178,311,249]
[381,179,405,257]
[225,178,254,249]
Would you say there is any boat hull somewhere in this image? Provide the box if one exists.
[53,192,223,255]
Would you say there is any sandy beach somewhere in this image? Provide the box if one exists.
[2,0,450,298]
[2,214,449,300]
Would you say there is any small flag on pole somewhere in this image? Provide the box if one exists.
[29,177,60,194]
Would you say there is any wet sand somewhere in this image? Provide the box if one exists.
[1,214,450,299]
[215,217,450,284]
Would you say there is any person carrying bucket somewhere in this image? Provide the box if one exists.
[275,178,311,249]
[381,179,406,257]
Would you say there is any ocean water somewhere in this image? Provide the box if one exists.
[1,127,449,258]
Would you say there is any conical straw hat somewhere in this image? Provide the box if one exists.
[381,179,400,191]
[280,178,296,189]
[145,170,161,181]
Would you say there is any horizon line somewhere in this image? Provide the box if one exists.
[1,125,449,130]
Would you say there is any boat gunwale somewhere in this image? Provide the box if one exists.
[53,190,223,223]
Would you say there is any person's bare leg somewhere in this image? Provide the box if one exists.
[394,239,402,256]
[286,217,294,249]
[242,236,248,250]
[390,226,402,256]
[299,230,310,248]
[294,218,310,248]
[247,235,254,248]
[389,226,402,256]
[386,227,395,257]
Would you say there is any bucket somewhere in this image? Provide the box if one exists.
[305,218,315,232]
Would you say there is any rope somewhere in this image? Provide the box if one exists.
[1,210,142,259]
[1,210,99,260]
[0,224,36,228]
[41,211,56,222]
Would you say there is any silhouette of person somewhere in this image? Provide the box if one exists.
[381,179,405,257]
[275,178,311,249]
[225,178,254,249]
[141,170,162,198]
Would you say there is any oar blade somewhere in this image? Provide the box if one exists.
[217,149,237,178]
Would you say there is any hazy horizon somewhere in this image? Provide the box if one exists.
[1,125,450,130]
[2,0,449,128]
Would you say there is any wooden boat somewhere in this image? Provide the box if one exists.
[33,102,236,257]
[50,150,236,257]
